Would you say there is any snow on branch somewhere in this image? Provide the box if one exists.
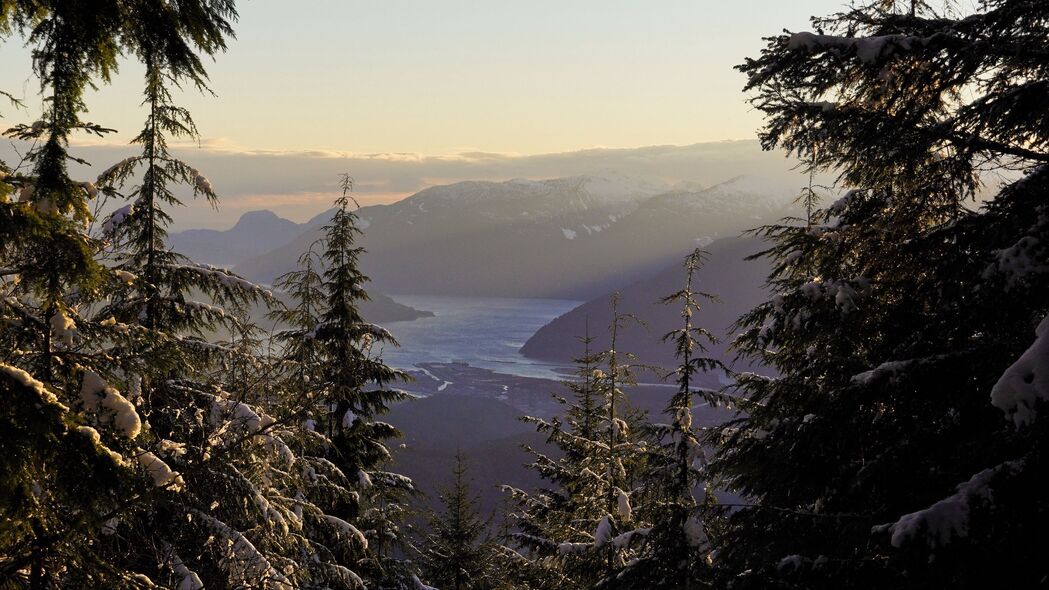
[135,449,185,491]
[101,203,135,234]
[76,426,127,466]
[0,363,66,409]
[851,360,912,386]
[984,215,1048,292]
[876,460,1022,548]
[188,509,294,589]
[205,393,294,463]
[320,514,369,550]
[991,314,1049,427]
[80,370,142,439]
[163,262,273,299]
[786,31,935,64]
[165,546,204,590]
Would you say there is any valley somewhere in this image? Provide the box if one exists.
[170,173,783,515]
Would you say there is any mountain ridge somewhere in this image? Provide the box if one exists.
[230,172,796,300]
[170,209,308,267]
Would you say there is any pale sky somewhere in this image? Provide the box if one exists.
[2,0,842,156]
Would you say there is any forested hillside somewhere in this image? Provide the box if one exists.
[1,1,1046,589]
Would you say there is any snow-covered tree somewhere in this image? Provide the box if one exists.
[505,299,651,589]
[616,249,724,589]
[0,4,155,586]
[711,1,1049,587]
[266,176,418,587]
[1,3,407,587]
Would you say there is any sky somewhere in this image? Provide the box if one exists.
[1,0,845,227]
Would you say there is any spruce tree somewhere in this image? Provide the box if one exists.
[505,298,650,589]
[269,175,417,588]
[504,326,608,590]
[711,1,1049,587]
[418,451,496,590]
[617,249,724,589]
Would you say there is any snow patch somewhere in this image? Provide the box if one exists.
[322,514,368,549]
[593,515,613,547]
[137,449,184,491]
[880,460,1022,548]
[617,489,632,521]
[991,314,1049,427]
[1,363,64,408]
[787,31,931,64]
[80,370,142,439]
[851,360,911,386]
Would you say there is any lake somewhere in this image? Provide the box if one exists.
[379,295,581,379]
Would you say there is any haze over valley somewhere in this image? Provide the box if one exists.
[168,169,794,511]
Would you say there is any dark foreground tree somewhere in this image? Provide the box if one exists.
[712,1,1049,588]
[418,451,498,590]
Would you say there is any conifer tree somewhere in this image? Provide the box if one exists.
[0,4,163,586]
[269,175,417,587]
[505,298,650,589]
[270,243,325,410]
[1,4,406,587]
[503,326,607,589]
[711,1,1049,587]
[617,249,724,589]
[418,451,496,590]
[315,174,408,438]
[71,4,343,587]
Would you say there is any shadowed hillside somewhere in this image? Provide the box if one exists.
[520,236,770,375]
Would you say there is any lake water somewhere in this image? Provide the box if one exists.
[380,295,581,379]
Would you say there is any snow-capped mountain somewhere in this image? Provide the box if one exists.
[231,173,797,299]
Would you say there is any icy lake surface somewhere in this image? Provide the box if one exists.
[381,295,581,380]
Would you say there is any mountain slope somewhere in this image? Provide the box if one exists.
[233,174,795,299]
[385,394,548,516]
[520,236,770,374]
[171,210,431,323]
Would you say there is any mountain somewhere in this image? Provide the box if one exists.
[358,292,434,323]
[519,236,770,375]
[232,173,796,299]
[169,210,309,267]
[170,210,431,323]
[249,289,432,328]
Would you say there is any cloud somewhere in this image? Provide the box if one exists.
[1,138,806,230]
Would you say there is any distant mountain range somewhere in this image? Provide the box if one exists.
[520,236,771,375]
[170,211,432,323]
[196,173,796,300]
[169,210,313,267]
[170,172,790,324]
